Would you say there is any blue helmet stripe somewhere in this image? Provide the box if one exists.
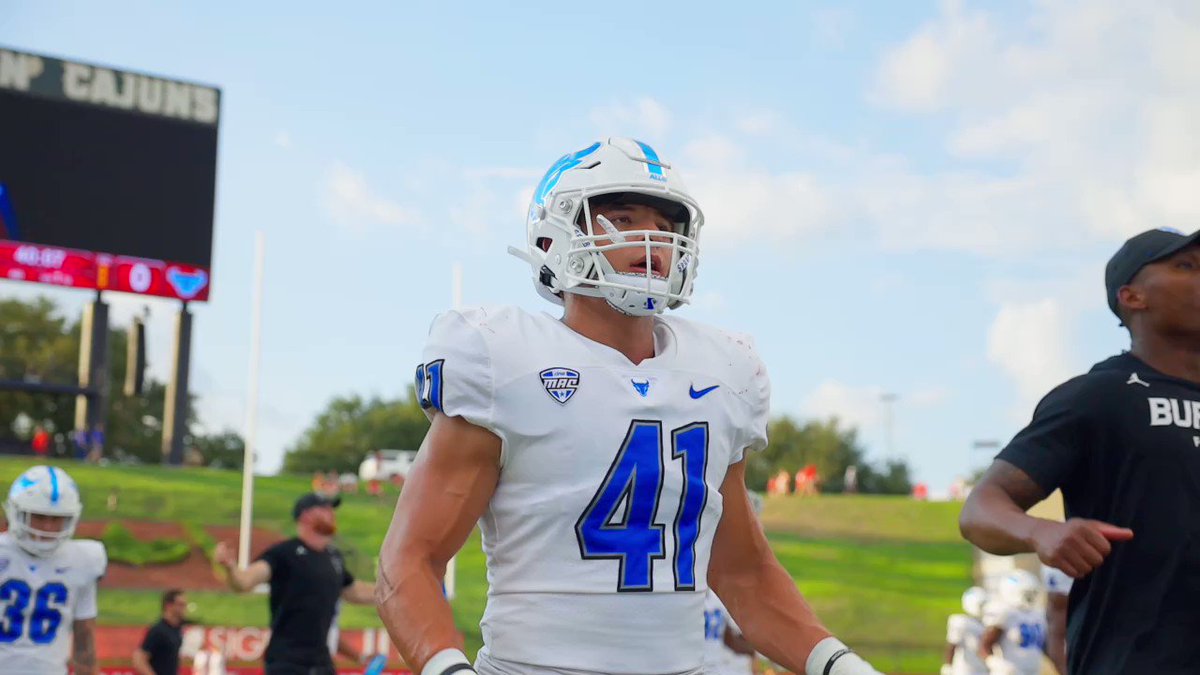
[634,141,665,180]
[532,142,601,207]
[48,467,60,504]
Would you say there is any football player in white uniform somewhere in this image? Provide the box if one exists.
[376,138,882,675]
[941,586,988,675]
[704,588,758,675]
[1041,565,1071,674]
[980,570,1048,675]
[704,491,764,675]
[0,465,105,674]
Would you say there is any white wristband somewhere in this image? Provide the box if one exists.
[421,648,475,675]
[805,637,882,675]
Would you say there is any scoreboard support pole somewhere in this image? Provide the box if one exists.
[162,302,193,466]
[74,293,110,451]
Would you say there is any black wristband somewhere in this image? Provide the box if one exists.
[440,666,476,675]
[823,648,855,675]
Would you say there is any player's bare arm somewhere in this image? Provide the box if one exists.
[376,412,501,672]
[723,626,755,657]
[341,579,376,605]
[960,460,1133,577]
[709,460,839,673]
[213,542,272,591]
[977,625,1002,661]
[131,646,155,675]
[71,618,98,675]
[131,646,156,675]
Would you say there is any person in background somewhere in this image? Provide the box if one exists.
[843,465,858,494]
[1042,565,1073,674]
[132,589,189,675]
[214,493,376,674]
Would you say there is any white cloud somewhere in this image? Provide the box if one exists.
[322,161,418,231]
[589,98,672,140]
[811,7,855,49]
[801,381,947,436]
[462,167,541,180]
[871,0,994,112]
[986,299,1075,418]
[681,135,838,248]
[734,110,782,136]
[273,130,292,149]
[865,0,1200,252]
[802,380,889,432]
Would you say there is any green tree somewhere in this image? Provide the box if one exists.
[744,415,912,495]
[282,391,429,474]
[0,295,223,465]
[191,429,245,469]
[0,297,80,443]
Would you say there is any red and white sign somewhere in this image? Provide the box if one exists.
[96,625,406,672]
[0,239,211,302]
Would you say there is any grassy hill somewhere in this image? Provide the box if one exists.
[0,458,970,673]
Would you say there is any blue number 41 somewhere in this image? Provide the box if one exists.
[575,420,709,592]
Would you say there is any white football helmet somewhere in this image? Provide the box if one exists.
[4,465,82,556]
[510,137,704,316]
[997,569,1040,611]
[962,586,987,618]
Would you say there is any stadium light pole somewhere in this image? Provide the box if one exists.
[238,231,266,568]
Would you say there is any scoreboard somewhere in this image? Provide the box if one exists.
[0,46,219,302]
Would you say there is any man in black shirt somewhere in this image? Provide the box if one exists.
[132,589,188,675]
[961,227,1200,674]
[215,493,376,674]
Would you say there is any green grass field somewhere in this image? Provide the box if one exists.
[0,457,970,673]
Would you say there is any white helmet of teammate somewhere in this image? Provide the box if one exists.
[4,465,82,556]
[997,569,1040,611]
[961,586,987,619]
[511,137,704,316]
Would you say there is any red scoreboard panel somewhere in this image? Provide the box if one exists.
[0,46,219,302]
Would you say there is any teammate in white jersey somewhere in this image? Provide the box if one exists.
[0,465,105,674]
[1041,565,1072,674]
[376,138,882,675]
[941,586,988,675]
[980,570,1048,675]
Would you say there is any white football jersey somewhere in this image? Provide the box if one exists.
[0,533,107,674]
[1041,565,1073,597]
[983,603,1046,675]
[944,614,987,675]
[417,307,770,674]
[703,591,752,675]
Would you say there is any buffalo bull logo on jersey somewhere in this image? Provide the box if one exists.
[540,368,581,405]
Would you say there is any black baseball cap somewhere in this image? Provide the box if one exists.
[1105,227,1200,318]
[292,493,341,521]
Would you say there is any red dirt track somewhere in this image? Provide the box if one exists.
[75,520,286,591]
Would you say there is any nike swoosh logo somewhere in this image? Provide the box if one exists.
[690,384,719,399]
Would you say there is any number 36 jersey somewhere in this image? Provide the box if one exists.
[0,533,107,673]
[416,306,770,674]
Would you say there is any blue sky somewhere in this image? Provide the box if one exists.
[3,1,1198,491]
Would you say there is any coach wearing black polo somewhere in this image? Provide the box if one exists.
[215,493,376,674]
[961,227,1200,674]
